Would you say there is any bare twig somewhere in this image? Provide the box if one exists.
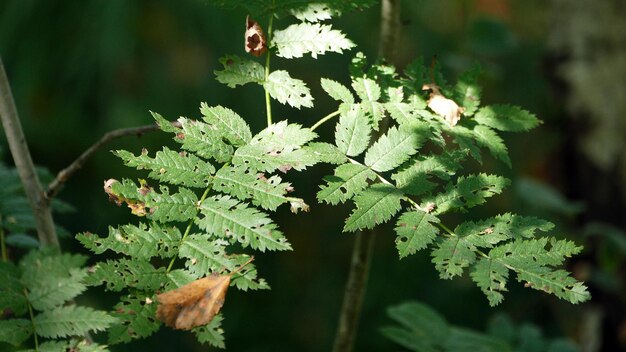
[45,122,180,200]
[0,58,60,248]
[332,2,402,351]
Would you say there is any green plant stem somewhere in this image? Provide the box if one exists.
[311,110,341,131]
[166,186,212,273]
[25,290,39,351]
[0,58,59,249]
[264,14,274,127]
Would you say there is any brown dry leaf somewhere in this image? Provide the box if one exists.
[156,274,231,330]
[103,178,148,216]
[245,15,267,57]
[423,84,465,126]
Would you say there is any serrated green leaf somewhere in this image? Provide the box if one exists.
[344,184,404,232]
[453,65,482,116]
[385,99,426,126]
[179,235,232,277]
[232,121,319,173]
[395,211,440,258]
[264,70,313,108]
[305,142,348,165]
[364,123,428,172]
[113,180,198,223]
[214,55,264,88]
[290,3,338,22]
[455,214,554,244]
[200,103,252,146]
[115,147,214,188]
[317,163,377,205]
[352,78,385,127]
[431,237,476,279]
[335,105,371,157]
[27,268,87,311]
[212,165,301,211]
[446,125,483,163]
[108,295,159,344]
[386,301,449,343]
[165,117,234,163]
[424,174,510,215]
[193,315,225,348]
[321,78,354,104]
[34,305,117,339]
[165,269,195,289]
[197,195,291,251]
[474,105,541,132]
[392,152,462,196]
[229,255,270,291]
[470,257,509,306]
[0,262,28,316]
[272,23,354,59]
[472,125,511,167]
[402,57,426,94]
[0,319,32,346]
[77,222,181,259]
[84,258,166,292]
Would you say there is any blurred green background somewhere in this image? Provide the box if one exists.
[1,0,625,351]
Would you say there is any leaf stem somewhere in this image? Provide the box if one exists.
[25,289,39,351]
[310,110,341,131]
[264,14,274,127]
[166,186,212,273]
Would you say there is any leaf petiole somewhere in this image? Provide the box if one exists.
[310,110,341,131]
[264,14,274,127]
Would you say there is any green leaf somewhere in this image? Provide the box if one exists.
[169,117,234,163]
[212,165,302,211]
[472,125,511,167]
[305,142,348,165]
[381,301,449,351]
[321,78,354,104]
[232,121,319,173]
[364,123,428,172]
[229,255,270,291]
[179,235,232,277]
[432,237,476,279]
[424,174,510,215]
[84,258,166,292]
[344,184,404,232]
[290,3,338,22]
[470,257,509,306]
[113,181,198,223]
[77,222,181,259]
[335,105,372,157]
[115,147,215,188]
[446,125,483,163]
[395,211,440,259]
[352,78,385,127]
[264,70,313,108]
[194,315,225,348]
[0,262,28,316]
[197,195,291,251]
[385,98,426,126]
[453,64,482,116]
[272,23,354,59]
[392,152,462,196]
[0,319,32,346]
[20,252,88,311]
[5,233,39,249]
[474,105,541,132]
[455,214,554,244]
[214,55,264,88]
[34,305,117,339]
[200,103,252,146]
[108,295,159,345]
[317,163,377,205]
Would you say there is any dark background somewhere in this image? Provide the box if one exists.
[1,0,625,351]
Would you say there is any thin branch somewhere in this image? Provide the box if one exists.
[0,58,60,248]
[332,2,401,351]
[45,122,180,200]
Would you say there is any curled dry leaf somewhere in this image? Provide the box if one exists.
[423,84,465,126]
[157,274,231,330]
[245,16,267,57]
[103,178,148,216]
[156,257,254,330]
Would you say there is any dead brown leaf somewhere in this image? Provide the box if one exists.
[156,257,254,330]
[245,16,267,57]
[423,84,465,127]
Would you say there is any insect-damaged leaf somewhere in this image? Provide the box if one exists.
[245,16,267,57]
